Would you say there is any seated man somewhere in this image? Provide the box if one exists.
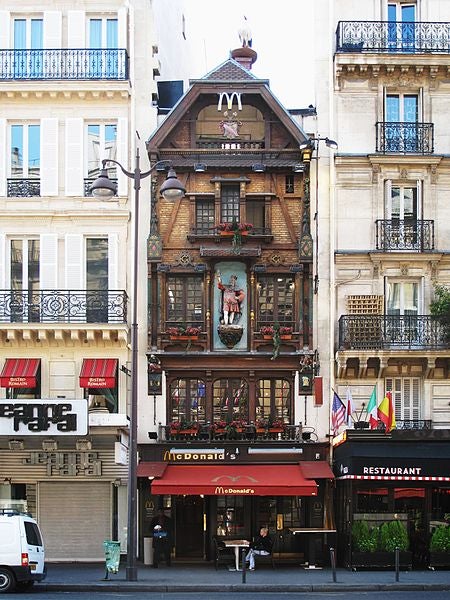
[245,527,273,570]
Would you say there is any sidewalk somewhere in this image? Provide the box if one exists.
[36,561,450,593]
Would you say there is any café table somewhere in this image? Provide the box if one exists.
[289,528,336,569]
[222,539,250,571]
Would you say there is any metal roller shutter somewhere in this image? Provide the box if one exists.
[38,482,112,561]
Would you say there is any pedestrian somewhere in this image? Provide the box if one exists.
[150,509,173,567]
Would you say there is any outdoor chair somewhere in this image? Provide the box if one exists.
[213,536,235,570]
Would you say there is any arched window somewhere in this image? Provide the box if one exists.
[169,378,206,424]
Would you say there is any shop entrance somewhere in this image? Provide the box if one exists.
[174,495,204,559]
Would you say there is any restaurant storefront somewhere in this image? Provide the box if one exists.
[138,443,335,565]
[332,430,450,569]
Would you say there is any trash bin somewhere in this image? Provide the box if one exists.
[144,537,153,565]
[103,540,121,577]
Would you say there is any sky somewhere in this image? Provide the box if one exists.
[183,0,315,110]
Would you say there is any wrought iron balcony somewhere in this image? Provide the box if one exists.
[158,423,310,443]
[375,219,434,251]
[376,122,434,154]
[395,419,432,430]
[339,314,448,350]
[196,138,265,150]
[0,48,129,80]
[84,178,118,197]
[7,179,40,197]
[0,290,127,324]
[336,21,450,54]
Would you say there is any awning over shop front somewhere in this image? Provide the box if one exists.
[300,461,335,479]
[79,359,118,388]
[137,462,168,479]
[0,358,40,388]
[151,464,318,496]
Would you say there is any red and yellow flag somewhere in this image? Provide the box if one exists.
[378,391,396,433]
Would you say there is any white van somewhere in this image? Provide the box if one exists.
[0,509,46,593]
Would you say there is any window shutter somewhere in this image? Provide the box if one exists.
[0,12,10,48]
[412,377,420,420]
[43,11,62,48]
[67,11,85,48]
[108,233,118,289]
[416,179,422,218]
[0,234,5,289]
[116,118,128,196]
[0,118,6,197]
[64,234,83,289]
[402,378,412,420]
[40,234,58,289]
[65,118,83,196]
[41,118,59,196]
[384,179,392,218]
[117,7,127,49]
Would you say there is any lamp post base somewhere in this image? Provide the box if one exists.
[126,565,138,581]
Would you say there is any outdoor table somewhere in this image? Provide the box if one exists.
[222,539,250,571]
[289,528,336,569]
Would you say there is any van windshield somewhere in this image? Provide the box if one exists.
[24,521,43,546]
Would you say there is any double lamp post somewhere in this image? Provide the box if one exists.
[91,149,185,581]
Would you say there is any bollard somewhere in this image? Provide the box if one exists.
[241,547,246,583]
[395,546,399,582]
[330,547,337,583]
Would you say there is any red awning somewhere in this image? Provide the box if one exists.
[151,465,317,496]
[0,358,40,388]
[300,461,335,479]
[137,462,167,478]
[79,359,118,388]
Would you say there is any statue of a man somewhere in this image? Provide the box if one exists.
[216,272,245,325]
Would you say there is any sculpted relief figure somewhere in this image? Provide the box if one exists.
[216,271,245,326]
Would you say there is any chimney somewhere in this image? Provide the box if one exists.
[232,15,257,70]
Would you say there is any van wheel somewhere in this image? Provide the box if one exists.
[0,568,15,593]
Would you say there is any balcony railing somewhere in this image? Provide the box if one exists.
[375,219,434,251]
[158,423,311,443]
[336,21,450,54]
[196,138,265,150]
[376,122,434,154]
[0,290,127,324]
[7,179,40,197]
[84,178,118,197]
[0,48,129,80]
[188,226,272,238]
[338,315,448,350]
[395,419,432,430]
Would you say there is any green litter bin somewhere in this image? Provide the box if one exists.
[103,540,120,579]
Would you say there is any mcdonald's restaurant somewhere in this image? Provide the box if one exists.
[137,440,336,566]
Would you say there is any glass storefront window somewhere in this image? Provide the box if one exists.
[216,497,244,537]
[431,488,450,528]
[356,487,389,513]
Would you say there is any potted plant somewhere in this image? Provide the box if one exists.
[167,326,201,340]
[279,326,293,339]
[178,420,200,435]
[225,419,247,438]
[211,420,227,435]
[260,326,274,340]
[430,284,450,343]
[268,417,286,432]
[351,520,412,569]
[429,523,450,568]
[168,420,182,434]
[256,417,269,432]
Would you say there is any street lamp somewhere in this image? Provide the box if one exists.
[299,137,338,294]
[90,150,185,581]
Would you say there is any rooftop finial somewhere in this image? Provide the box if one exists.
[238,15,252,48]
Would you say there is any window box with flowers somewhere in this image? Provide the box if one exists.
[168,420,200,435]
[211,420,227,435]
[225,419,247,438]
[217,222,253,235]
[167,326,201,340]
[268,418,287,432]
[256,417,269,433]
[260,325,293,340]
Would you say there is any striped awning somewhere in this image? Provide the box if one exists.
[79,359,118,388]
[0,358,40,388]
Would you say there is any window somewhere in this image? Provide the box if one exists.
[10,124,40,178]
[384,181,421,250]
[89,17,118,77]
[256,378,291,423]
[221,185,240,223]
[386,376,421,422]
[86,238,108,323]
[212,378,248,422]
[385,280,420,345]
[24,521,43,546]
[195,200,215,233]
[388,3,416,51]
[87,124,117,179]
[9,239,40,323]
[246,199,265,232]
[167,276,204,327]
[285,174,294,194]
[385,94,419,152]
[257,275,294,328]
[13,18,43,78]
[216,497,244,537]
[169,378,206,423]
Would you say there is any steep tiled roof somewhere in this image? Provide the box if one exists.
[202,58,257,81]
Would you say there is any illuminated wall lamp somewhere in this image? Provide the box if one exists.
[252,163,266,173]
[292,163,306,173]
[194,163,207,173]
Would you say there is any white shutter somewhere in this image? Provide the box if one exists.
[0,12,10,48]
[40,234,58,289]
[412,378,420,420]
[0,234,5,289]
[64,234,83,289]
[416,179,422,218]
[116,118,128,196]
[108,233,118,289]
[65,118,83,196]
[43,11,62,48]
[0,119,6,197]
[384,179,392,218]
[67,11,85,48]
[40,118,59,197]
[117,7,127,49]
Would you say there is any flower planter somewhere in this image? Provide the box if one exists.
[268,428,284,433]
[263,335,273,340]
[429,551,450,569]
[178,429,199,435]
[169,335,199,341]
[219,231,233,237]
[280,335,292,340]
[351,551,412,570]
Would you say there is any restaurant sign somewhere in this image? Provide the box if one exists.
[24,451,101,476]
[0,399,88,435]
[336,457,450,480]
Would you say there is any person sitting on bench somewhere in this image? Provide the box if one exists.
[245,527,273,570]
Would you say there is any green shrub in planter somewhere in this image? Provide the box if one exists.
[430,525,450,552]
[352,520,379,552]
[380,520,409,552]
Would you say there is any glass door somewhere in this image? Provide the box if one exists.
[386,281,420,345]
[89,18,118,78]
[10,239,40,323]
[386,94,418,152]
[388,3,416,51]
[14,18,43,78]
[389,185,418,249]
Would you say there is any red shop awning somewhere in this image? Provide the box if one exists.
[79,358,118,388]
[300,461,335,480]
[151,465,317,496]
[137,462,167,479]
[0,358,40,388]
